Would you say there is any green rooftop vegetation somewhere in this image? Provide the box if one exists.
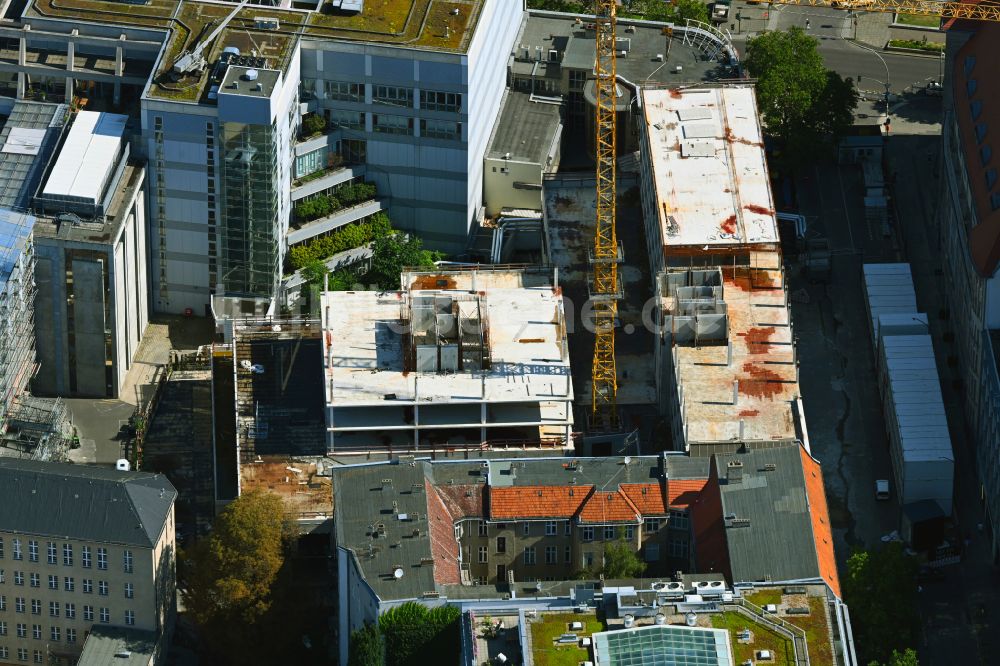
[530,613,604,666]
[739,592,834,666]
[895,12,940,28]
[711,612,795,666]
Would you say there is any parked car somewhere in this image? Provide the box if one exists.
[925,81,943,97]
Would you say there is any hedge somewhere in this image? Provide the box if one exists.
[294,181,378,222]
[288,212,392,271]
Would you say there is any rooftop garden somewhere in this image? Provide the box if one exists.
[895,13,941,28]
[742,591,834,666]
[710,612,795,666]
[529,613,604,666]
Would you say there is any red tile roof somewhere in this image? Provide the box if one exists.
[578,490,641,524]
[435,484,485,519]
[489,485,592,520]
[668,478,709,510]
[620,483,669,515]
[426,480,461,586]
[799,447,842,598]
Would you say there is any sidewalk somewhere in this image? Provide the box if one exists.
[855,11,892,47]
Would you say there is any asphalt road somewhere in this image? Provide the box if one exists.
[729,3,943,94]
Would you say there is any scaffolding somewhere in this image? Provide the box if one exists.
[0,394,71,461]
[406,292,490,374]
[0,209,37,433]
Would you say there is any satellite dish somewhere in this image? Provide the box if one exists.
[393,568,404,579]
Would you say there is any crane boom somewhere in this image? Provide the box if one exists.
[764,0,1000,21]
[173,0,252,74]
[590,0,621,431]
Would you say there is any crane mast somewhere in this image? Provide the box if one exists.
[767,0,1000,21]
[590,0,621,431]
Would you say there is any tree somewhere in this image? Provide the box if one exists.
[301,113,327,137]
[601,535,647,579]
[844,543,919,664]
[744,27,858,165]
[366,234,441,291]
[378,602,461,666]
[349,623,385,666]
[182,490,289,628]
[868,648,920,666]
[301,258,329,287]
[627,0,708,24]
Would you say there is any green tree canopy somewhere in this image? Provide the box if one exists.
[378,602,461,666]
[349,623,385,666]
[182,490,289,627]
[367,234,441,291]
[869,648,920,666]
[744,27,858,165]
[845,543,919,664]
[602,535,647,578]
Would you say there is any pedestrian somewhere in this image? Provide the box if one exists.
[805,18,811,30]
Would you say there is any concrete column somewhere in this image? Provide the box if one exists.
[65,29,77,104]
[114,35,125,106]
[17,25,27,99]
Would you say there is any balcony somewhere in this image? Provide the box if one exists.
[287,198,385,246]
[291,163,365,201]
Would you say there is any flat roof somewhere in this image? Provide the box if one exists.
[42,111,126,205]
[641,86,778,250]
[33,164,145,244]
[239,457,332,519]
[321,268,573,407]
[77,626,157,666]
[219,65,281,99]
[0,101,66,211]
[487,91,561,164]
[664,252,799,446]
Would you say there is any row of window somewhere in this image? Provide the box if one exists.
[0,539,132,573]
[0,605,133,625]
[0,574,133,598]
[0,646,52,663]
[476,540,690,569]
[473,513,690,539]
[318,81,462,113]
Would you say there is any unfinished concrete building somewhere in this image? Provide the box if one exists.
[321,267,574,452]
[639,85,807,454]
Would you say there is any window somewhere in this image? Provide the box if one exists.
[0,596,4,611]
[97,548,107,570]
[568,69,587,91]
[670,540,690,558]
[125,583,134,599]
[82,579,92,594]
[545,521,558,536]
[496,537,506,554]
[478,521,488,537]
[325,80,364,102]
[523,523,530,536]
[645,544,660,562]
[16,623,25,638]
[982,145,992,166]
[47,576,56,591]
[0,648,5,659]
[83,606,93,622]
[15,598,23,613]
[30,600,39,616]
[644,518,662,533]
[99,607,110,624]
[372,114,412,136]
[294,146,329,178]
[991,192,1000,211]
[45,543,55,566]
[0,537,3,558]
[48,602,58,618]
[523,547,536,565]
[50,626,59,641]
[328,109,365,131]
[965,55,977,76]
[0,620,5,635]
[420,119,461,141]
[12,540,20,561]
[28,575,37,589]
[478,546,488,563]
[976,123,988,144]
[66,628,76,644]
[27,542,36,563]
[420,90,461,113]
[123,550,133,574]
[98,581,108,597]
[972,99,984,121]
[125,610,135,626]
[625,525,635,540]
[17,647,26,662]
[582,552,594,568]
[604,526,616,540]
[373,85,412,108]
[545,546,557,565]
[63,578,74,592]
[565,522,572,536]
[31,624,39,639]
[582,527,594,542]
[13,572,20,586]
[564,546,572,563]
[967,79,978,96]
[670,510,690,530]
[64,604,75,620]
[33,650,42,664]
[81,547,91,569]
[987,169,998,190]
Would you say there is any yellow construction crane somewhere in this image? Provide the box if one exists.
[590,0,621,431]
[763,0,1000,21]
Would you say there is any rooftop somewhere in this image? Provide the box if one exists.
[661,252,800,446]
[0,101,67,211]
[219,64,282,99]
[0,457,177,548]
[239,456,332,519]
[41,111,127,206]
[593,625,733,666]
[77,626,157,666]
[487,91,562,164]
[517,13,725,86]
[640,86,778,250]
[321,267,572,442]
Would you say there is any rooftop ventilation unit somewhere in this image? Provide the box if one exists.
[255,16,280,30]
[244,69,259,81]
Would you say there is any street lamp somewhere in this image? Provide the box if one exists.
[852,40,892,125]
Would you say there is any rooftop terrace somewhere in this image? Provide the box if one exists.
[641,86,778,251]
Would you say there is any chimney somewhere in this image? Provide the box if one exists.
[726,460,744,484]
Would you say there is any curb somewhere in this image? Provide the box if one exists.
[883,44,946,59]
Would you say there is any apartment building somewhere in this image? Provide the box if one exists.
[0,459,177,666]
[939,20,1000,560]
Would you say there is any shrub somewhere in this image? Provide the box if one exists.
[294,182,377,222]
[301,113,326,137]
[288,212,395,271]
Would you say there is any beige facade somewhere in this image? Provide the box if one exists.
[0,511,175,665]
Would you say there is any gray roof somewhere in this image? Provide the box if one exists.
[0,458,177,548]
[333,460,438,602]
[77,626,157,666]
[487,91,562,164]
[0,101,66,210]
[715,447,822,585]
